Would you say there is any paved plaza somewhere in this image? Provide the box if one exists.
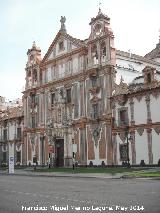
[0,174,160,213]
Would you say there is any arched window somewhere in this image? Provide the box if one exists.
[91,44,98,64]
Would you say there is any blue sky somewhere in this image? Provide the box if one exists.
[0,0,160,101]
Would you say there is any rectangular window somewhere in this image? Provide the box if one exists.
[66,88,71,103]
[16,151,21,163]
[51,93,55,105]
[3,152,7,163]
[119,109,128,125]
[147,73,151,83]
[31,116,35,128]
[17,127,21,140]
[3,129,7,142]
[92,104,98,119]
[91,76,97,87]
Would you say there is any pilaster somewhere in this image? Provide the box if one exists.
[147,128,153,164]
[145,94,152,123]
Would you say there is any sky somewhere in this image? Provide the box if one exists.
[0,0,160,101]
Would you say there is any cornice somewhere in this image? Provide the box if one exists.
[113,122,160,133]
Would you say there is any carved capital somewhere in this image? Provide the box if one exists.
[129,97,134,105]
[145,94,150,102]
[147,128,152,133]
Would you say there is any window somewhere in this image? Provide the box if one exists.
[31,116,35,128]
[2,152,6,163]
[119,109,128,125]
[16,151,21,163]
[147,73,151,83]
[3,129,7,142]
[59,41,64,51]
[66,88,71,103]
[17,127,21,140]
[92,104,98,119]
[51,93,55,105]
[91,76,97,87]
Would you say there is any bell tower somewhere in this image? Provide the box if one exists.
[88,8,115,67]
[86,8,116,165]
[25,41,41,89]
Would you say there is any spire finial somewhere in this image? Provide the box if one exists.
[98,2,102,14]
[60,16,66,33]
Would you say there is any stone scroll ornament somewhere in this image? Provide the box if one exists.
[30,134,35,151]
[137,127,144,136]
[92,125,102,147]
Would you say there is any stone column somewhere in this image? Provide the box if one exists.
[112,133,117,165]
[130,131,136,165]
[147,129,153,164]
[145,94,152,123]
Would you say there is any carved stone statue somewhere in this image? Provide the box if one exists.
[60,16,66,32]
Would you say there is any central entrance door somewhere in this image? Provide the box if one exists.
[55,139,64,167]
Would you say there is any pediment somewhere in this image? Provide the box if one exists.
[42,31,83,63]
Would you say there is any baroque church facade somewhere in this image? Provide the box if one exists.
[23,9,116,166]
[1,9,160,167]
